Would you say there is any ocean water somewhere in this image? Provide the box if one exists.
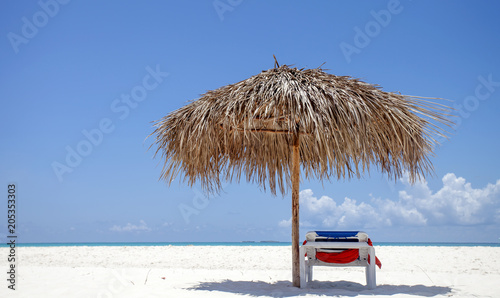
[3,242,500,248]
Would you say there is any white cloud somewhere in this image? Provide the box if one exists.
[110,220,152,232]
[400,173,500,225]
[278,217,315,228]
[283,173,500,230]
[299,190,390,229]
[278,218,291,228]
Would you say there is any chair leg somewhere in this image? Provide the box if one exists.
[366,247,376,289]
[300,247,307,288]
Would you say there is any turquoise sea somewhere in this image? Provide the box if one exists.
[3,242,500,247]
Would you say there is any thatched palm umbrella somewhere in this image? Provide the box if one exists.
[150,59,451,287]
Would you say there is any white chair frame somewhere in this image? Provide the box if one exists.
[299,242,376,289]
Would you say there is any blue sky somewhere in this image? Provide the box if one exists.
[1,0,499,244]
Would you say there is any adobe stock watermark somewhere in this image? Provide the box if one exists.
[96,269,134,298]
[179,189,210,224]
[179,183,229,224]
[213,0,243,21]
[51,64,169,182]
[7,0,70,54]
[436,73,499,144]
[340,0,405,63]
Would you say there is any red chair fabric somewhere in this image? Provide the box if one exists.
[303,239,382,269]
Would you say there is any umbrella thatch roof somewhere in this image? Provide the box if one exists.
[150,63,451,195]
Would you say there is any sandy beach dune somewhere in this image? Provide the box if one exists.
[1,245,499,297]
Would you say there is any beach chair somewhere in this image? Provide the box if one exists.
[300,231,381,289]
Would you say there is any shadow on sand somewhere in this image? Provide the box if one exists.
[189,280,452,297]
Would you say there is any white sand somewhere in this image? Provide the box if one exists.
[1,245,499,297]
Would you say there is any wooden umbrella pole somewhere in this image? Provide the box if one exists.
[291,133,300,287]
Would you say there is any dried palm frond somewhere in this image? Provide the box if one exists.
[150,64,452,195]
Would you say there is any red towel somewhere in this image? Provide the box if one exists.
[303,239,382,269]
[316,249,359,264]
[368,238,382,269]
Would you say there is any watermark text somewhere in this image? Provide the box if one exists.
[7,0,70,54]
[51,65,168,182]
[6,184,17,290]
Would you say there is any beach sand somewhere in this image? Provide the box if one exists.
[1,245,499,297]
